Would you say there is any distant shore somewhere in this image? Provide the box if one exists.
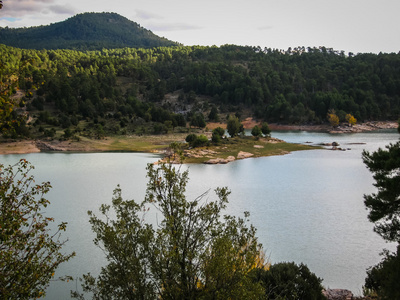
[268,120,398,133]
[0,120,397,155]
[209,118,398,133]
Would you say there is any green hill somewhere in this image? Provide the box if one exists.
[0,12,179,50]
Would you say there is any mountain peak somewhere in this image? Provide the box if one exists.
[0,12,179,50]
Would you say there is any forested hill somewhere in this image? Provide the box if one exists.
[1,44,400,139]
[0,12,179,50]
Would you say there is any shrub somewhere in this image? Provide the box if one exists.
[213,126,225,137]
[253,262,326,300]
[261,122,271,136]
[192,134,209,147]
[364,246,400,300]
[251,125,262,137]
[185,133,197,144]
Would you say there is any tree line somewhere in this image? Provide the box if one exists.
[1,44,400,138]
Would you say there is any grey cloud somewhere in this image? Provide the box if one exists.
[258,25,273,31]
[2,0,74,17]
[48,4,76,15]
[135,9,162,20]
[150,22,202,32]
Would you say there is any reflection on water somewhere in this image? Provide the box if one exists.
[1,130,398,298]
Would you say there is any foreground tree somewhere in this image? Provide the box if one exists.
[0,159,75,299]
[72,163,266,299]
[362,142,400,299]
[252,262,325,300]
[362,142,400,242]
[364,246,400,300]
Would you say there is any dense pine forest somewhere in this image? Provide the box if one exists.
[1,40,400,138]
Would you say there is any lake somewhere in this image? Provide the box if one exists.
[1,130,399,298]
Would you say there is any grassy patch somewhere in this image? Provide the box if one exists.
[182,136,319,164]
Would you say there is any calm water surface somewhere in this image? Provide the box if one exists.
[1,130,399,298]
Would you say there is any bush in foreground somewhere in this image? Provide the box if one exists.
[72,163,267,299]
[252,261,326,300]
[0,159,75,299]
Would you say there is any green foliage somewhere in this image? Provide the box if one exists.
[190,112,206,128]
[185,133,197,144]
[253,262,326,300]
[0,61,26,136]
[365,246,400,300]
[251,125,262,137]
[208,105,219,121]
[0,159,75,299]
[211,126,225,144]
[185,133,209,148]
[261,122,271,136]
[362,142,400,299]
[227,115,241,137]
[398,118,400,134]
[213,127,225,137]
[0,12,178,50]
[192,134,209,147]
[72,163,266,299]
[362,142,400,242]
[2,44,400,139]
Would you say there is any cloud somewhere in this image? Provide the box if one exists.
[1,0,75,17]
[258,25,273,31]
[48,4,76,15]
[148,22,202,32]
[134,9,161,20]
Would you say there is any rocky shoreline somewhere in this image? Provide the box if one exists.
[268,121,398,133]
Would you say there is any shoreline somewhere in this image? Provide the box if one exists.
[0,121,397,155]
[268,120,398,133]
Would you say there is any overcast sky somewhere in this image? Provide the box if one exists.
[1,0,399,54]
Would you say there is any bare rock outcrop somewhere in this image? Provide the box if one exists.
[237,151,254,159]
[204,156,235,164]
[323,289,353,300]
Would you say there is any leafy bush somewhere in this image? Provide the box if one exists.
[211,127,225,144]
[213,126,225,137]
[0,160,75,298]
[364,246,400,300]
[251,125,262,137]
[261,122,271,136]
[253,262,326,300]
[185,133,197,144]
[185,133,209,147]
[192,134,209,147]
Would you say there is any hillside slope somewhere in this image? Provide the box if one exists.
[0,12,179,50]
